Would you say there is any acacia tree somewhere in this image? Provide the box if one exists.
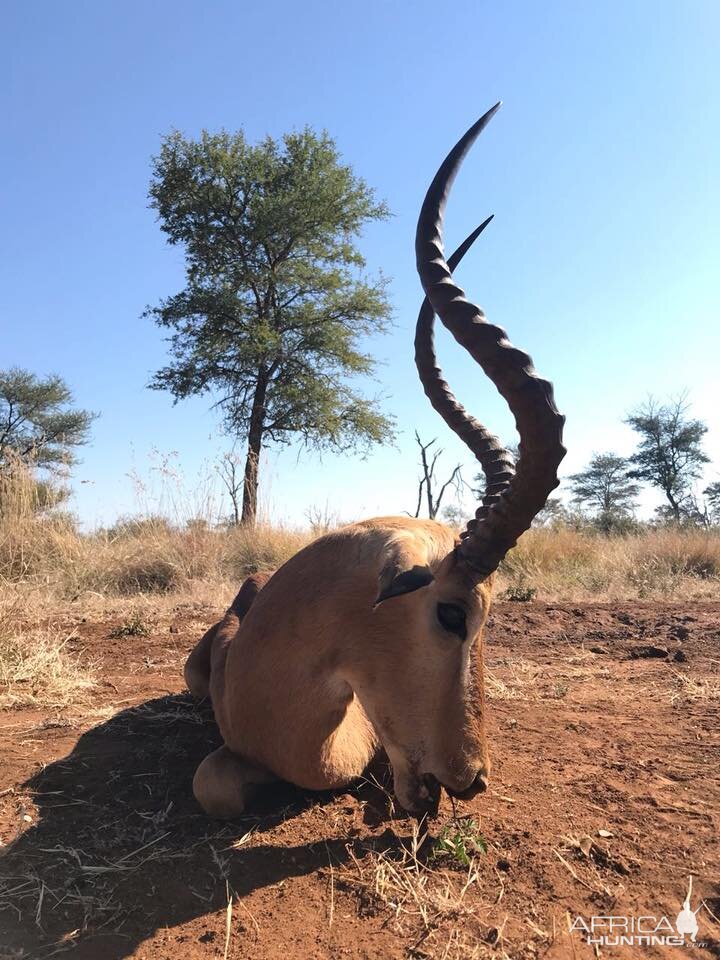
[146,128,394,523]
[704,481,720,524]
[0,367,95,472]
[534,497,569,527]
[568,452,639,529]
[625,395,709,521]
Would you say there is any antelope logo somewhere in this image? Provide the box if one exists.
[569,875,708,948]
[676,876,704,943]
[184,104,566,819]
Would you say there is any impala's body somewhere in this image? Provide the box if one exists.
[187,518,493,815]
[186,105,566,818]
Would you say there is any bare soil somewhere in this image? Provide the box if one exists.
[1,600,719,959]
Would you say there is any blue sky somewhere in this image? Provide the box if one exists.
[3,0,719,527]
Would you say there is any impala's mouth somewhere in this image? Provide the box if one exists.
[418,770,489,806]
[398,769,489,817]
[395,772,442,817]
[416,773,442,815]
[444,770,489,800]
[395,765,490,817]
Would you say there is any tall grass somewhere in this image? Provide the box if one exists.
[1,461,719,602]
[501,525,720,600]
[0,460,309,597]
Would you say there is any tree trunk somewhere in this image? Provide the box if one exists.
[665,488,681,521]
[240,373,268,525]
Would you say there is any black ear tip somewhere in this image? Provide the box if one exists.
[375,565,435,605]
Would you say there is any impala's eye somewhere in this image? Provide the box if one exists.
[436,602,467,641]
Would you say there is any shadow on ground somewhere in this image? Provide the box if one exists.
[0,694,396,959]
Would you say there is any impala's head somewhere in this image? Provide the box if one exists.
[362,104,566,815]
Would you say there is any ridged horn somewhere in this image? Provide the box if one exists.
[415,216,516,514]
[415,104,566,575]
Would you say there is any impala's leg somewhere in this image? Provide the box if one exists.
[193,745,277,819]
[184,622,217,699]
[184,571,274,701]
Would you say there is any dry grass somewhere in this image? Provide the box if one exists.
[669,667,720,705]
[485,660,542,701]
[498,525,720,601]
[339,821,494,959]
[0,602,96,710]
[0,462,310,600]
[2,461,720,610]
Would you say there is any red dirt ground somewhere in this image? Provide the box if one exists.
[1,600,719,959]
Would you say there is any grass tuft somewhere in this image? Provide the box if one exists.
[339,821,485,958]
[109,614,150,638]
[498,525,720,600]
[0,605,96,710]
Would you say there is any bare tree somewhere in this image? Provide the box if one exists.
[412,432,463,520]
[217,450,243,526]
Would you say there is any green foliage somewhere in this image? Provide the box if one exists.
[625,395,709,522]
[0,368,96,473]
[440,503,469,528]
[109,615,150,639]
[703,481,720,524]
[430,818,487,867]
[145,126,394,520]
[568,452,640,531]
[536,496,563,521]
[501,582,537,602]
[533,496,571,528]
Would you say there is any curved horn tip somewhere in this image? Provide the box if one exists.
[484,101,503,122]
[462,102,503,142]
[459,214,494,254]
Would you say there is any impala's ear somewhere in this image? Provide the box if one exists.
[375,562,435,605]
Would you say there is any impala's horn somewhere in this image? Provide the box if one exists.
[415,104,566,576]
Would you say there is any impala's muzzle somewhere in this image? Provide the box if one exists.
[444,769,489,801]
[399,767,489,817]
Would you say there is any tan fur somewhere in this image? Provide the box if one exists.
[186,517,494,818]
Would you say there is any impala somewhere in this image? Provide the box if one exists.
[185,104,565,817]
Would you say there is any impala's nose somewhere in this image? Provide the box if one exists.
[446,770,489,801]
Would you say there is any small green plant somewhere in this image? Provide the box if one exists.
[109,614,150,638]
[430,818,487,867]
[501,583,537,602]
